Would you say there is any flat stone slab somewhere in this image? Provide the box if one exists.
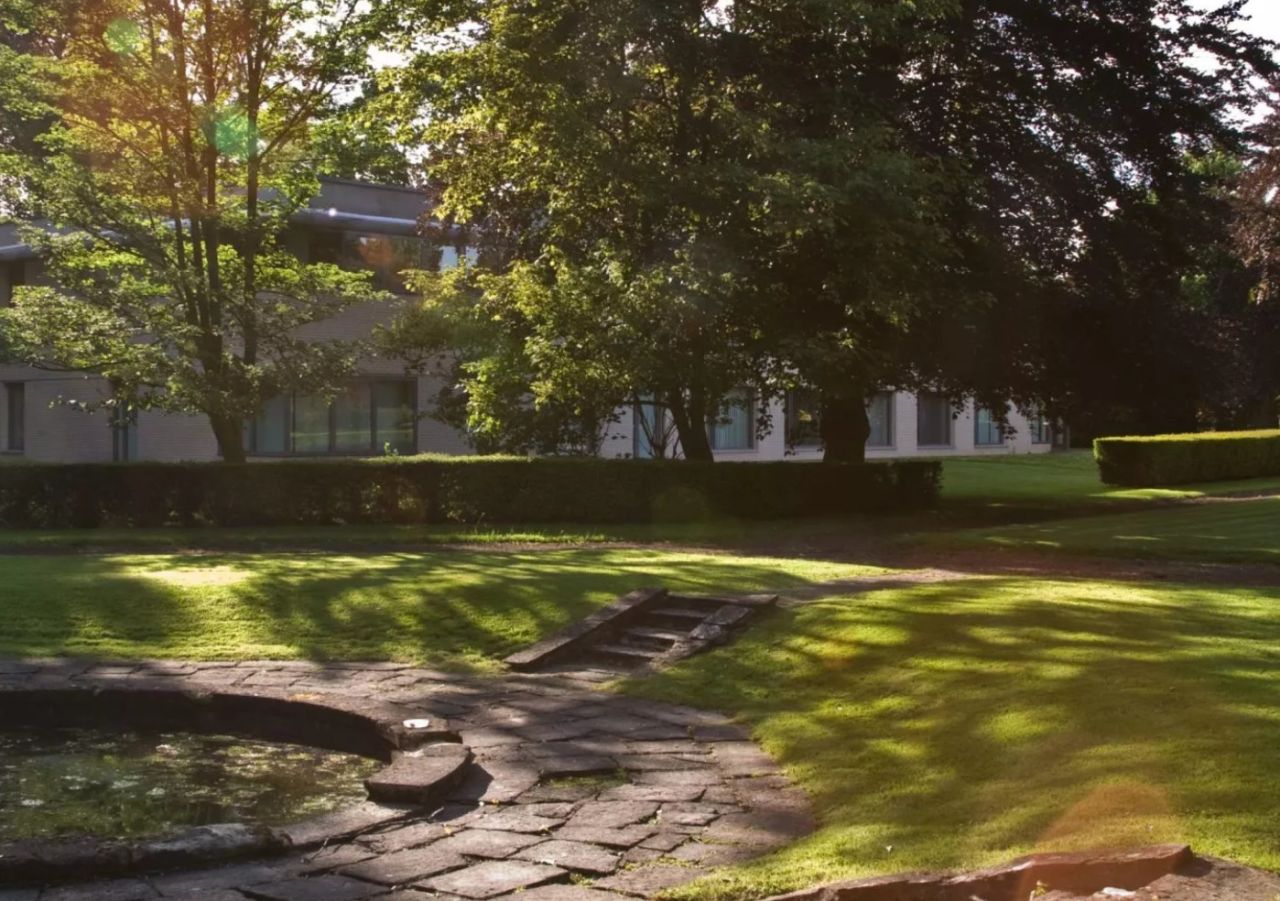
[339,844,468,885]
[421,860,568,898]
[516,839,622,875]
[365,743,472,804]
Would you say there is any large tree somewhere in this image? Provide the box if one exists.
[391,0,1274,462]
[0,0,387,461]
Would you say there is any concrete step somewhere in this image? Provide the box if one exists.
[593,643,665,661]
[623,626,689,643]
[651,608,710,622]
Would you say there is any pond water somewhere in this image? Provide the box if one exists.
[0,727,383,842]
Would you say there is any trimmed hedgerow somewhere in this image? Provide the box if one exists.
[0,456,941,528]
[1094,430,1280,487]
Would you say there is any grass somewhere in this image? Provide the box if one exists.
[0,549,885,670]
[939,495,1280,566]
[940,450,1280,507]
[623,578,1280,900]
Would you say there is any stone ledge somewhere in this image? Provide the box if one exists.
[504,588,668,671]
[762,845,1193,901]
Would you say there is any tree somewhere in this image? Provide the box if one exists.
[0,0,387,461]
[392,0,1274,463]
[386,0,952,461]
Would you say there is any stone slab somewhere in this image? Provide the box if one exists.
[515,839,621,875]
[366,744,472,804]
[421,860,567,899]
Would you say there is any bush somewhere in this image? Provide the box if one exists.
[1094,430,1280,486]
[0,456,941,528]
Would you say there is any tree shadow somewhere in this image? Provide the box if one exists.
[629,577,1280,891]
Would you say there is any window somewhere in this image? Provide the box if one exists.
[246,380,416,455]
[633,400,678,459]
[112,404,138,461]
[306,230,429,294]
[4,383,23,452]
[1027,408,1052,445]
[709,390,754,451]
[917,393,954,447]
[785,390,822,448]
[2,260,25,306]
[974,405,1004,447]
[868,392,894,447]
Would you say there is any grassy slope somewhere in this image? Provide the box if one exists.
[625,579,1280,900]
[0,549,883,670]
[938,495,1280,565]
[940,450,1280,507]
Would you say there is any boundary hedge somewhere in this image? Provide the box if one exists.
[0,456,941,528]
[1094,430,1280,486]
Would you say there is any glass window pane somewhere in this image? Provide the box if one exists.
[710,390,753,451]
[867,392,893,447]
[293,394,331,453]
[5,383,24,452]
[253,395,289,453]
[917,394,953,447]
[786,390,822,447]
[374,381,415,454]
[342,233,427,293]
[975,406,1003,446]
[334,384,373,452]
[634,402,660,459]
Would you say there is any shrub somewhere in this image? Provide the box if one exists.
[1094,430,1280,486]
[0,456,941,528]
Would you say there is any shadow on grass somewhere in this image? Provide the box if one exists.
[627,577,1280,900]
[0,549,868,669]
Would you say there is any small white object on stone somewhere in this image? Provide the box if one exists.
[403,718,431,730]
[1099,890,1136,898]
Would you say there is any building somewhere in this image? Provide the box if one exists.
[0,179,1055,463]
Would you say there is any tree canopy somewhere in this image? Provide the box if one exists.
[0,0,390,461]
[386,0,1277,460]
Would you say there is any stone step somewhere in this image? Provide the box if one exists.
[623,626,689,643]
[650,608,710,622]
[593,643,665,661]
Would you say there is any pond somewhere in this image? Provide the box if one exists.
[0,726,383,842]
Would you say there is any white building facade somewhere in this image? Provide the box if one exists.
[1,180,1055,464]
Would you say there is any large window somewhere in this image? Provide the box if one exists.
[2,260,25,306]
[917,393,954,447]
[307,231,430,294]
[1027,408,1052,445]
[111,404,138,461]
[246,380,416,456]
[785,390,822,448]
[4,383,23,452]
[709,390,754,451]
[633,400,678,459]
[974,405,1004,447]
[868,392,894,447]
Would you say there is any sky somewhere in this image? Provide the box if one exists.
[1228,0,1280,41]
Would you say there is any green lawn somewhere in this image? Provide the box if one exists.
[0,549,884,670]
[940,495,1280,565]
[940,450,1280,507]
[624,578,1280,900]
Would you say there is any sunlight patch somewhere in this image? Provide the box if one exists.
[140,566,251,588]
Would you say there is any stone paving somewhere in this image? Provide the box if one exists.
[0,659,814,901]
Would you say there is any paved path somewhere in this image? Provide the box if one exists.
[0,659,813,901]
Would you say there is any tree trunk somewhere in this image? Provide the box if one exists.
[210,413,247,464]
[821,390,871,464]
[666,391,715,462]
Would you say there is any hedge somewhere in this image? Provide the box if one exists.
[1094,429,1280,487]
[0,456,941,529]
